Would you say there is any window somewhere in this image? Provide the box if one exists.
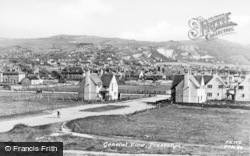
[207,85,212,88]
[112,84,113,91]
[207,93,212,97]
[239,86,244,90]
[242,94,245,98]
[217,93,219,96]
[218,85,223,89]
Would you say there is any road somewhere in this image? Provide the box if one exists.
[0,95,170,133]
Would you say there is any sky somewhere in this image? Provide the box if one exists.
[0,0,249,44]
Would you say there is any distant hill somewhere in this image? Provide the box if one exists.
[0,35,249,65]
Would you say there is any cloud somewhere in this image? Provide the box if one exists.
[231,15,250,27]
[0,0,113,37]
[60,0,113,17]
[120,21,188,41]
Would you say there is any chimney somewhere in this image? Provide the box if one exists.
[84,70,91,101]
[184,70,190,88]
[201,75,205,88]
[86,70,90,77]
[194,70,198,75]
[99,69,104,77]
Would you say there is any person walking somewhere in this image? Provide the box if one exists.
[57,109,61,118]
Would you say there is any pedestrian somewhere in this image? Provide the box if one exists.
[57,109,61,118]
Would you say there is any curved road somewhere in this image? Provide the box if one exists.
[0,95,169,133]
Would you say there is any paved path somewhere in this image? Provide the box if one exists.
[0,95,170,133]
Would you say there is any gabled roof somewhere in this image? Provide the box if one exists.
[101,74,114,87]
[131,71,143,77]
[215,76,227,86]
[238,76,250,86]
[78,73,102,86]
[27,75,39,80]
[189,75,200,88]
[194,75,213,85]
[201,75,227,86]
[90,73,102,85]
[2,71,24,75]
[171,74,184,89]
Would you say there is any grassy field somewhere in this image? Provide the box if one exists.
[119,85,171,94]
[0,92,133,117]
[0,104,249,155]
[26,85,79,92]
[67,104,250,155]
[0,92,82,117]
[81,105,127,112]
[17,84,171,94]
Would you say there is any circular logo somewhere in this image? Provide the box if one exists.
[5,146,11,151]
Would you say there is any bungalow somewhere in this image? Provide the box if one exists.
[100,74,119,100]
[172,72,206,103]
[235,74,250,101]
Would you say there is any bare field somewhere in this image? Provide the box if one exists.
[0,92,82,117]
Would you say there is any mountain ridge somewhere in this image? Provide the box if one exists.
[0,35,249,65]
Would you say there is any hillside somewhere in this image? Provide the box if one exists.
[0,35,249,65]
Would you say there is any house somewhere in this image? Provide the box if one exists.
[221,73,238,89]
[78,71,119,101]
[61,67,84,80]
[157,80,172,86]
[100,74,119,100]
[125,71,144,80]
[2,72,26,84]
[78,71,103,101]
[171,74,184,102]
[145,71,164,80]
[235,75,250,101]
[21,75,44,86]
[172,72,206,103]
[204,74,228,100]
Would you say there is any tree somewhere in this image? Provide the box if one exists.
[51,70,63,79]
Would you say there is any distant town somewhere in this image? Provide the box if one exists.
[0,36,250,102]
[0,36,249,155]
